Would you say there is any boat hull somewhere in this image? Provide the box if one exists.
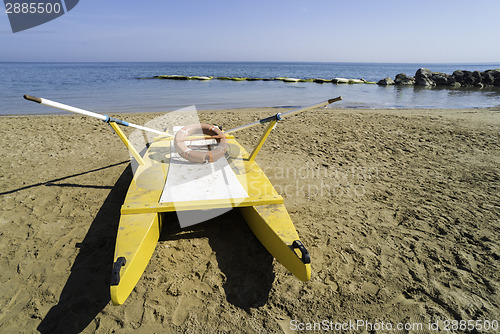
[110,212,161,305]
[241,204,311,282]
[110,135,311,305]
[110,139,170,305]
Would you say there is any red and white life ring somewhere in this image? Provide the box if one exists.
[174,124,228,163]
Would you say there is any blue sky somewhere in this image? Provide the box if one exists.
[1,0,499,63]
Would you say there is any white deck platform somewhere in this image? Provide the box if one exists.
[159,131,248,227]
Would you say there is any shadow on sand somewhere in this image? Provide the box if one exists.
[0,161,128,196]
[160,210,275,309]
[37,165,133,334]
[38,166,275,333]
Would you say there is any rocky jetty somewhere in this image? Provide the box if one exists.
[143,75,377,84]
[141,69,500,88]
[378,68,500,88]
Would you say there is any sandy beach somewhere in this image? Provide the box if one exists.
[0,107,498,333]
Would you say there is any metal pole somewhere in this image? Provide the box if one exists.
[224,97,341,134]
[23,95,171,138]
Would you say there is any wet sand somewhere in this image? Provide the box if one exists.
[0,107,499,333]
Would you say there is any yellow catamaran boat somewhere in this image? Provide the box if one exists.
[24,94,341,305]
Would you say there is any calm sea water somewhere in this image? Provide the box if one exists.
[1,62,500,115]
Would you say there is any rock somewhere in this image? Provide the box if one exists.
[494,76,500,87]
[332,78,349,83]
[415,68,432,80]
[446,76,458,86]
[415,68,435,86]
[461,71,476,86]
[313,78,331,83]
[486,69,500,79]
[417,77,436,86]
[451,70,488,87]
[154,75,185,79]
[169,75,189,80]
[394,73,415,85]
[431,72,451,85]
[473,71,483,85]
[377,77,395,85]
[481,72,495,85]
[452,70,465,84]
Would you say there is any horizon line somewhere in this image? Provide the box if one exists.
[0,60,499,65]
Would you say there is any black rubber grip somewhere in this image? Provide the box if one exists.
[259,113,281,124]
[328,96,342,104]
[24,95,42,103]
[292,240,311,264]
[110,257,127,286]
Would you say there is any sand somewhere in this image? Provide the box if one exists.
[0,107,499,333]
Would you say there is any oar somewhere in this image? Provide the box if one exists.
[224,97,342,134]
[23,95,172,137]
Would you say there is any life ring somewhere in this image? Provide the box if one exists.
[174,124,228,163]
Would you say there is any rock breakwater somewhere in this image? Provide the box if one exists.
[140,74,377,84]
[140,69,500,89]
[378,68,500,88]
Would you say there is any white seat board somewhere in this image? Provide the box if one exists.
[159,128,248,205]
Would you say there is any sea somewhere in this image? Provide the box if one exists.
[1,62,500,115]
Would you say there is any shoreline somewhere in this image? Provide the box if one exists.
[1,106,499,118]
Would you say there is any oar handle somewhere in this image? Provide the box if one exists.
[24,94,108,121]
[24,95,42,103]
[328,96,342,104]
